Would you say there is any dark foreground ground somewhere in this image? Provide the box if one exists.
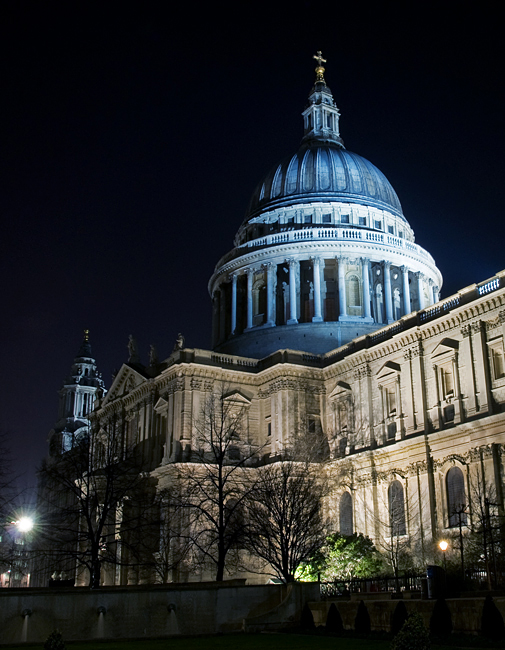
[2,632,504,650]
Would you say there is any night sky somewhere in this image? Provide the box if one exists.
[1,4,504,488]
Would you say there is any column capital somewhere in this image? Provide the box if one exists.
[337,255,348,264]
[360,257,370,266]
[310,255,322,264]
[285,257,299,268]
[400,265,409,274]
[229,271,239,282]
[384,260,392,270]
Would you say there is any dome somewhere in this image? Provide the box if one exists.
[245,141,404,222]
[209,54,442,360]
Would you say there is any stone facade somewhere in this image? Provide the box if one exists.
[40,56,505,586]
[86,271,505,583]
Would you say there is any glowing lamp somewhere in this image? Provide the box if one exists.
[439,540,448,552]
[16,517,34,533]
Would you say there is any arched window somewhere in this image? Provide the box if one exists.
[388,480,406,536]
[340,492,353,535]
[446,467,467,527]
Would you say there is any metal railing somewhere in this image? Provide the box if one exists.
[320,573,424,599]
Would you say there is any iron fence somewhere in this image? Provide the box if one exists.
[320,574,424,599]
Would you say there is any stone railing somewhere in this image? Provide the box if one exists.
[238,226,435,264]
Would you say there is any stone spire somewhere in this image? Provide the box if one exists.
[48,331,106,455]
[301,51,344,147]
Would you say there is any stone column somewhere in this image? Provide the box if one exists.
[431,283,439,304]
[401,265,411,316]
[246,268,254,330]
[230,272,238,334]
[265,262,276,327]
[311,256,323,322]
[286,258,299,324]
[362,257,372,320]
[417,272,425,310]
[337,256,347,319]
[384,262,393,323]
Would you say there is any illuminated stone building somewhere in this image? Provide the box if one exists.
[45,56,505,584]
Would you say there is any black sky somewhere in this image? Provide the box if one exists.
[1,3,504,487]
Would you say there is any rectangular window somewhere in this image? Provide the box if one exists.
[287,216,294,224]
[341,214,350,224]
[304,214,312,224]
[492,347,505,379]
[387,422,397,439]
[322,213,332,223]
[398,231,404,238]
[388,225,394,234]
[374,220,382,230]
[267,422,271,437]
[359,216,366,226]
[441,367,454,397]
[386,385,396,415]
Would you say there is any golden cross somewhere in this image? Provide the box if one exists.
[313,51,327,67]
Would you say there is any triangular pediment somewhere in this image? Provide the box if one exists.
[222,391,251,406]
[377,361,401,379]
[432,338,459,359]
[154,396,168,412]
[102,364,147,404]
[329,381,351,399]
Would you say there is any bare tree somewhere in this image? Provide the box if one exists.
[0,431,31,586]
[171,386,264,582]
[244,458,328,582]
[243,422,330,583]
[366,474,422,589]
[466,471,505,589]
[36,417,156,588]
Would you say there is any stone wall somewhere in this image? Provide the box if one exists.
[310,596,505,635]
[0,581,319,645]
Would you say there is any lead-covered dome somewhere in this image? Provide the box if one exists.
[209,53,443,360]
[245,142,404,222]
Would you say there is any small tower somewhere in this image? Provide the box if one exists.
[301,51,344,147]
[48,331,106,455]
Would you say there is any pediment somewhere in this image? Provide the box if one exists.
[222,391,251,406]
[102,364,147,404]
[432,338,459,360]
[154,397,168,413]
[329,381,352,399]
[377,361,401,380]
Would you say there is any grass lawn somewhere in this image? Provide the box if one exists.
[0,635,389,650]
[2,633,496,650]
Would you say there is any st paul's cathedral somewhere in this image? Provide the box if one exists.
[43,54,505,585]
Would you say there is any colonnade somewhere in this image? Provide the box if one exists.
[213,256,439,344]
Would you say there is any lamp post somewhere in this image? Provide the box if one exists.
[10,516,34,587]
[439,540,448,572]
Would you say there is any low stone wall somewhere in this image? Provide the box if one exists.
[310,595,505,635]
[0,581,320,645]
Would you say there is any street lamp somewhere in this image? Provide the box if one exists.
[15,517,34,533]
[439,540,449,571]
